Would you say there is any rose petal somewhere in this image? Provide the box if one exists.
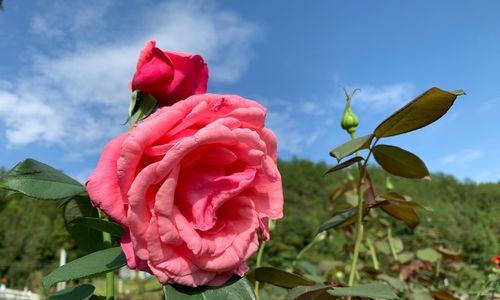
[86,133,128,225]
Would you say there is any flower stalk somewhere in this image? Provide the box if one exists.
[98,210,115,300]
[254,241,266,300]
[341,88,373,286]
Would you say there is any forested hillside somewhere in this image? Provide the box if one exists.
[268,159,499,266]
[0,160,498,292]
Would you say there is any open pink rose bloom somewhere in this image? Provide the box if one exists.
[87,94,283,287]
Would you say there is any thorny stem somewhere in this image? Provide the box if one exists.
[98,210,115,300]
[254,241,266,300]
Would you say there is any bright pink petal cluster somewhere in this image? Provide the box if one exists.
[130,40,209,106]
[87,94,283,286]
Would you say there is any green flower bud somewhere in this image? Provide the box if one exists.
[340,87,360,134]
[385,176,394,191]
[268,219,276,232]
[314,231,327,243]
[335,271,345,280]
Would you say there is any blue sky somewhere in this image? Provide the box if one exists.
[1,0,499,182]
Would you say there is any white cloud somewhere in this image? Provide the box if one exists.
[0,89,64,145]
[350,83,415,111]
[0,0,258,151]
[473,169,500,183]
[477,97,500,112]
[264,98,324,155]
[30,0,113,41]
[263,83,416,155]
[442,149,483,166]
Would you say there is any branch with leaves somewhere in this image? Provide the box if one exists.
[0,86,465,300]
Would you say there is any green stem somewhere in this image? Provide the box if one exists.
[346,131,377,286]
[349,132,363,169]
[254,241,266,300]
[348,183,364,286]
[366,237,379,270]
[98,210,115,300]
[387,227,399,262]
[291,240,316,272]
[435,257,441,277]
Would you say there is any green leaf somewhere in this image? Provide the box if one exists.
[398,252,415,264]
[296,260,319,276]
[411,289,434,300]
[254,267,315,289]
[128,90,140,121]
[375,240,391,255]
[138,92,159,120]
[285,283,331,300]
[329,134,373,162]
[416,248,441,263]
[163,276,255,300]
[376,274,405,292]
[127,90,159,126]
[63,195,106,253]
[430,290,460,300]
[373,145,430,179]
[378,199,431,212]
[317,207,359,233]
[374,87,465,138]
[378,202,420,229]
[393,237,404,253]
[328,283,397,299]
[325,157,363,175]
[0,159,85,200]
[436,247,462,261]
[377,192,432,211]
[43,247,126,289]
[71,217,124,237]
[48,284,95,300]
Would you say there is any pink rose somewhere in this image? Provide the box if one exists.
[130,40,209,106]
[87,94,283,287]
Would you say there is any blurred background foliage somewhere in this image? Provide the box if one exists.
[0,160,498,297]
[270,159,499,267]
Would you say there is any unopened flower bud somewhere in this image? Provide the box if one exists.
[314,231,327,243]
[341,87,360,134]
[268,219,276,232]
[385,176,394,191]
[335,271,345,280]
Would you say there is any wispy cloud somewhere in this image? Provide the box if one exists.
[473,168,500,183]
[0,0,258,153]
[30,0,112,40]
[477,97,500,113]
[350,83,415,111]
[442,149,483,167]
[264,83,416,155]
[263,97,326,155]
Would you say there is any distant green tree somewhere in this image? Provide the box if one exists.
[262,160,499,268]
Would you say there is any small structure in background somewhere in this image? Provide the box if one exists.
[56,248,67,291]
[0,288,40,300]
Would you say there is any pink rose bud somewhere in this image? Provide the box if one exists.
[87,94,284,287]
[131,40,209,106]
